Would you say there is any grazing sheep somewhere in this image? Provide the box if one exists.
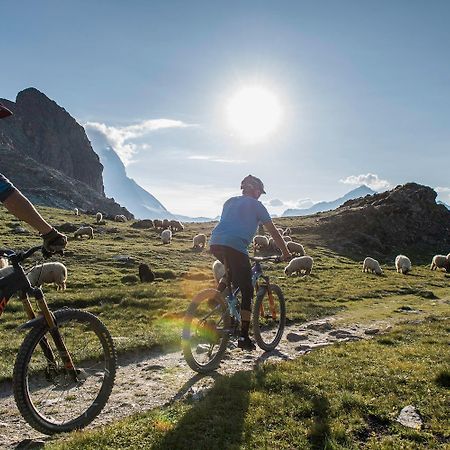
[162,219,170,230]
[170,220,184,232]
[27,262,67,290]
[138,263,155,282]
[161,229,172,244]
[283,235,293,242]
[0,257,9,269]
[212,260,226,284]
[276,227,284,235]
[193,233,207,249]
[253,235,269,251]
[153,219,163,230]
[74,208,79,216]
[286,241,305,256]
[114,214,127,222]
[283,227,291,236]
[362,257,383,275]
[430,254,450,271]
[284,256,314,276]
[96,212,103,223]
[74,226,94,239]
[395,255,411,274]
[268,237,279,254]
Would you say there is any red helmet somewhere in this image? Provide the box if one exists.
[240,175,266,194]
[0,103,13,119]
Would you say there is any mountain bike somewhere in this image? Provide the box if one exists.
[182,255,286,373]
[0,245,116,434]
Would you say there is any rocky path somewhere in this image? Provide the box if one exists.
[0,317,390,449]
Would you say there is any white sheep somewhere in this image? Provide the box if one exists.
[161,229,172,244]
[276,227,284,235]
[268,237,279,253]
[193,233,207,249]
[74,226,94,239]
[284,256,313,276]
[96,212,103,223]
[283,235,293,242]
[286,241,305,256]
[0,257,9,269]
[395,255,411,274]
[362,257,383,275]
[212,260,226,284]
[283,227,291,236]
[114,214,127,222]
[74,208,79,216]
[430,254,450,271]
[27,262,67,290]
[253,235,269,251]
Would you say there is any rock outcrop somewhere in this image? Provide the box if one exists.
[0,88,104,194]
[290,183,450,259]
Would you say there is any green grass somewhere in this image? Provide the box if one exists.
[1,205,449,381]
[49,315,450,449]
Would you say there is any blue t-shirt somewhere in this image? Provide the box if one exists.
[210,195,271,255]
[0,173,15,202]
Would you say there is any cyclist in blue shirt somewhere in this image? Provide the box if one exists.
[210,175,291,351]
[0,103,66,254]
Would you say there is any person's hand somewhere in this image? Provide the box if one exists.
[42,228,67,257]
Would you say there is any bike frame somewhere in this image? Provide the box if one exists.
[0,247,77,376]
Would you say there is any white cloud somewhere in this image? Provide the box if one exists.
[340,173,391,191]
[296,198,314,208]
[85,119,192,165]
[268,198,284,207]
[435,186,450,202]
[187,155,246,164]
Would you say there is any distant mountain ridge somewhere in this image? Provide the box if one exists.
[282,185,376,217]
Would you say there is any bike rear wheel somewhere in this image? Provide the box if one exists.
[13,308,116,434]
[252,284,286,351]
[182,289,230,373]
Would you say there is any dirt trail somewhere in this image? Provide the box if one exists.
[0,317,390,449]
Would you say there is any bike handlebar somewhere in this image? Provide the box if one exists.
[0,245,44,263]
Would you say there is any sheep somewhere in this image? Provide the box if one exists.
[283,227,291,236]
[286,241,305,256]
[74,226,94,239]
[276,227,284,235]
[395,255,411,274]
[283,235,293,242]
[162,219,170,230]
[27,262,67,290]
[161,229,172,244]
[268,237,280,254]
[170,220,184,232]
[138,263,155,282]
[362,257,383,275]
[153,219,163,230]
[96,212,103,223]
[430,254,450,272]
[212,260,226,284]
[114,214,127,222]
[253,235,269,251]
[0,257,9,269]
[284,256,314,276]
[74,208,79,216]
[193,233,207,249]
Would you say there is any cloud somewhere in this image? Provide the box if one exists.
[85,119,192,165]
[187,155,246,164]
[268,198,284,207]
[340,173,391,191]
[296,198,314,208]
[435,186,450,202]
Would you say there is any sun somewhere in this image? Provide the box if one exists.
[226,86,282,142]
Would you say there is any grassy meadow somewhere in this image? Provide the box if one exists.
[0,205,449,448]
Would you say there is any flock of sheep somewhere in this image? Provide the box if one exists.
[1,209,449,293]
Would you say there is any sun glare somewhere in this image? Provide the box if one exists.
[226,86,282,142]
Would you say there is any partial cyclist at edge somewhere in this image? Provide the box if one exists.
[210,175,291,351]
[0,102,67,254]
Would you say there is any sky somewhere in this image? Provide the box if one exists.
[1,0,449,217]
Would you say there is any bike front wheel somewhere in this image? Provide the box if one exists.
[182,289,230,373]
[13,308,116,434]
[252,284,286,351]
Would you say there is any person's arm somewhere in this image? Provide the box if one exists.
[3,190,52,234]
[263,220,291,260]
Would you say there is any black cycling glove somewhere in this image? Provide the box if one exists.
[42,228,67,257]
